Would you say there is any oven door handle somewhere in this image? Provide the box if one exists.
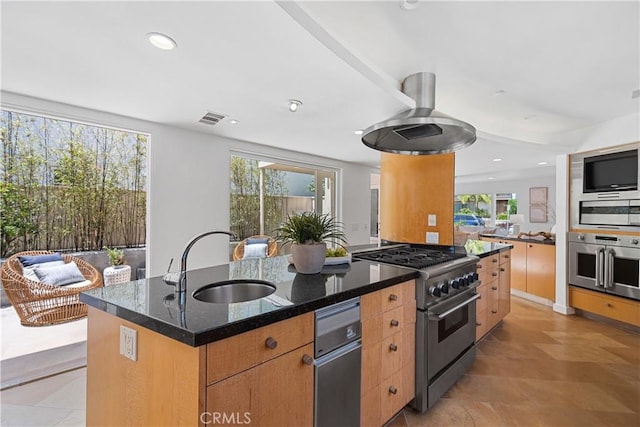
[605,248,615,289]
[428,294,481,320]
[595,247,605,287]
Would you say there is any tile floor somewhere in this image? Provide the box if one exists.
[1,297,638,426]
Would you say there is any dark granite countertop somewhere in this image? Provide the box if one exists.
[464,239,512,258]
[80,255,419,347]
[480,234,556,246]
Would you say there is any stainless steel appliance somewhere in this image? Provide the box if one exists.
[568,232,640,301]
[353,244,480,413]
[570,145,640,232]
[314,297,361,427]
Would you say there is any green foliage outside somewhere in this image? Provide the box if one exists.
[496,213,509,220]
[229,157,288,240]
[508,199,518,215]
[1,110,147,257]
[456,194,492,218]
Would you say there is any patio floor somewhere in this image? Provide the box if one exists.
[1,306,87,389]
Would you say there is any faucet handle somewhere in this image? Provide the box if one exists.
[163,258,179,286]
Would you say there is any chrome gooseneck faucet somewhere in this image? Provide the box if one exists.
[163,230,236,293]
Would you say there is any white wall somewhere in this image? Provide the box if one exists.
[1,92,375,277]
[558,112,640,152]
[455,174,557,234]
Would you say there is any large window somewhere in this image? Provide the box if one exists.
[0,110,147,257]
[229,154,337,240]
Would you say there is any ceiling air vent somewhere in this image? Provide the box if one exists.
[199,112,226,126]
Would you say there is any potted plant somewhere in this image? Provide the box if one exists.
[274,212,347,274]
[104,247,126,268]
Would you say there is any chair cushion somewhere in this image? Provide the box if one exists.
[18,253,63,267]
[34,261,86,286]
[243,243,268,259]
[246,237,270,246]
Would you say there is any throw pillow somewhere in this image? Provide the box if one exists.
[34,261,86,286]
[22,260,66,282]
[18,253,63,267]
[246,237,270,246]
[243,243,268,259]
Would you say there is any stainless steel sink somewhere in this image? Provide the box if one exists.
[192,279,277,303]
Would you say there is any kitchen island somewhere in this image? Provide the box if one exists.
[80,255,419,426]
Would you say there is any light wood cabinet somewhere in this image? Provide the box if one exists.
[360,280,416,426]
[569,286,640,327]
[481,237,555,301]
[475,250,511,341]
[86,308,314,427]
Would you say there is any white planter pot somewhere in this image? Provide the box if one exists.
[291,242,326,274]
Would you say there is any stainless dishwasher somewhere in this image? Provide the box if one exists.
[314,297,362,427]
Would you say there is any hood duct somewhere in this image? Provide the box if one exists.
[361,72,476,155]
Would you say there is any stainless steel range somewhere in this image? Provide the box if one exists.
[354,243,480,413]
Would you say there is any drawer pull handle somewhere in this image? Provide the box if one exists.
[477,264,482,269]
[500,268,505,272]
[491,286,498,291]
[389,343,398,352]
[476,322,482,326]
[302,354,314,365]
[492,258,498,263]
[492,272,498,277]
[504,255,510,259]
[389,294,398,301]
[265,337,278,349]
[492,310,498,314]
[388,386,398,395]
[529,245,533,248]
[390,319,400,327]
[606,303,613,308]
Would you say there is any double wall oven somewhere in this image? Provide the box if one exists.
[568,232,640,301]
[353,244,479,412]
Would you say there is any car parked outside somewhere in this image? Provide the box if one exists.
[454,214,486,226]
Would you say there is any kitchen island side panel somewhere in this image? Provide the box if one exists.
[86,307,206,427]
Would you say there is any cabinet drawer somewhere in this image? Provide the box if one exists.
[570,287,640,327]
[207,312,314,384]
[476,308,489,341]
[380,281,413,312]
[476,283,488,313]
[380,370,405,425]
[499,250,511,265]
[477,256,499,285]
[381,331,403,379]
[382,306,404,338]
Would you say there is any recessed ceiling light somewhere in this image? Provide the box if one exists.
[229,119,239,124]
[147,32,177,50]
[492,90,507,97]
[354,130,364,135]
[492,158,503,162]
[288,99,302,112]
[399,0,419,11]
[488,177,494,180]
[538,161,548,165]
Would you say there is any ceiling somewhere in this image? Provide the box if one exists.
[2,1,638,182]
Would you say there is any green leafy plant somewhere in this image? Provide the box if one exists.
[104,247,125,266]
[274,212,347,246]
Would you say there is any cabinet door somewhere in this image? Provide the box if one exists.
[510,241,527,292]
[206,343,314,427]
[498,260,511,320]
[526,244,556,301]
[488,281,500,330]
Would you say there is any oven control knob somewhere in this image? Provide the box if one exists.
[459,277,468,287]
[429,286,441,297]
[450,279,460,289]
[438,282,449,294]
[469,273,479,283]
[631,239,639,245]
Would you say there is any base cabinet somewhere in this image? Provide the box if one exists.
[569,286,640,327]
[476,250,511,341]
[360,280,416,427]
[481,237,555,301]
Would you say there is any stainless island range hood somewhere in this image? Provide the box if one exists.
[361,72,476,155]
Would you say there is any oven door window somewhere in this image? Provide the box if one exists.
[613,256,639,288]
[437,305,469,343]
[576,252,597,279]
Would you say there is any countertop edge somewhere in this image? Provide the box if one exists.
[81,269,420,347]
[480,234,556,246]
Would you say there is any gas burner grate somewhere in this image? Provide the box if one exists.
[354,246,467,269]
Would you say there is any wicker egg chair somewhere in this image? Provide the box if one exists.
[1,251,103,326]
[232,235,279,261]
